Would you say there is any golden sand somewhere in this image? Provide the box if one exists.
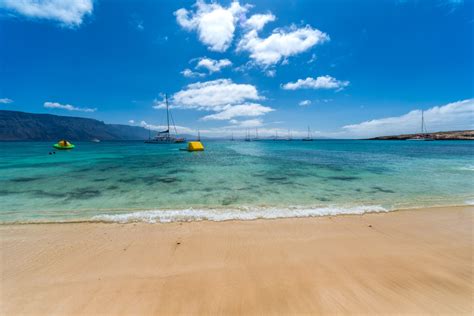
[1,206,473,315]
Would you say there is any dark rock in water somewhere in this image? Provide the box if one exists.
[31,190,64,198]
[118,178,136,183]
[141,175,180,184]
[371,186,395,193]
[106,185,119,190]
[10,177,42,183]
[222,195,238,205]
[266,176,288,181]
[316,197,331,202]
[327,176,360,181]
[67,188,101,200]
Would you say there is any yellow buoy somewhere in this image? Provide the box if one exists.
[187,141,204,151]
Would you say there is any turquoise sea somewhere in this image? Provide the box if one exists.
[0,140,473,223]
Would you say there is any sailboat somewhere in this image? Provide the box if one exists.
[254,128,259,141]
[230,132,235,141]
[408,110,433,141]
[145,94,186,144]
[287,129,293,141]
[302,126,313,141]
[244,129,251,141]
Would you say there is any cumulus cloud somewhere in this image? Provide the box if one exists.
[128,120,135,124]
[0,0,93,27]
[201,103,273,120]
[181,68,206,78]
[171,79,262,111]
[282,75,349,90]
[299,100,311,106]
[242,13,275,31]
[228,118,264,128]
[44,101,96,112]
[342,99,474,138]
[196,58,232,73]
[139,121,195,134]
[0,98,13,104]
[237,25,329,67]
[175,0,248,52]
[154,79,273,123]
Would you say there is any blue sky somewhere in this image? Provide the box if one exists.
[0,0,472,138]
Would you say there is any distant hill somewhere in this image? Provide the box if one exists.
[0,110,151,141]
[368,130,474,140]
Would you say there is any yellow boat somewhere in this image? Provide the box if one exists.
[53,140,75,150]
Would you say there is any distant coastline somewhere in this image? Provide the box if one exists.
[368,130,474,140]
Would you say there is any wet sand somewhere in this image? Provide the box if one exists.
[1,206,473,315]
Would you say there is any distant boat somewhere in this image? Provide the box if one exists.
[287,129,293,141]
[145,94,186,144]
[230,132,235,141]
[91,138,100,143]
[407,110,433,141]
[273,130,281,141]
[253,128,260,141]
[302,126,313,141]
[244,129,251,142]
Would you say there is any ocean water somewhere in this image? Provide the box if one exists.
[0,140,473,223]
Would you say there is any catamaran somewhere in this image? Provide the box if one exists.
[145,94,185,144]
[302,126,313,141]
[408,110,433,141]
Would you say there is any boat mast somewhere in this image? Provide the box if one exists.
[166,94,170,134]
[307,126,311,139]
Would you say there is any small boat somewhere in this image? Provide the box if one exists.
[244,129,251,142]
[145,94,186,144]
[53,140,75,150]
[253,128,260,141]
[91,138,100,143]
[303,126,313,141]
[407,110,434,141]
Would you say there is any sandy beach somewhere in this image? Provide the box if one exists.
[1,206,473,315]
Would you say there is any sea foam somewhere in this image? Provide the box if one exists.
[91,205,389,223]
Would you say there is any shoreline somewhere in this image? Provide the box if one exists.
[1,203,473,225]
[1,205,473,315]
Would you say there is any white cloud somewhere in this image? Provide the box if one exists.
[181,68,206,78]
[171,79,262,111]
[139,121,195,135]
[0,98,13,104]
[342,99,474,138]
[201,103,273,120]
[155,79,273,123]
[242,13,275,31]
[0,0,93,27]
[282,75,349,90]
[175,0,248,52]
[44,101,96,112]
[128,120,135,124]
[196,58,232,73]
[228,118,263,128]
[237,25,329,66]
[299,100,311,106]
[265,69,276,77]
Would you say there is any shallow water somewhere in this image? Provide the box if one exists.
[0,140,473,222]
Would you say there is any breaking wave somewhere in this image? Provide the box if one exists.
[91,205,390,223]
